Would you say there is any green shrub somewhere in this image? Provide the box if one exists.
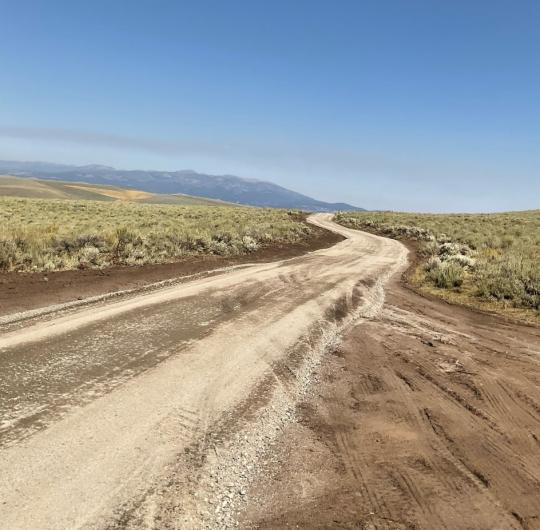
[427,261,465,289]
[476,255,540,310]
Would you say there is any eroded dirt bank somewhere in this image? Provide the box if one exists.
[241,274,540,529]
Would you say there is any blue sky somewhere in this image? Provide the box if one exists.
[1,0,539,211]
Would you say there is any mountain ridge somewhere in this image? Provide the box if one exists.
[0,160,364,212]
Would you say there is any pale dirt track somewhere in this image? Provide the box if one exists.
[1,214,540,530]
[0,214,407,529]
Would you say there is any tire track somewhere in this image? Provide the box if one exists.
[241,263,540,530]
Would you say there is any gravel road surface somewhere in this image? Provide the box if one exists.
[0,214,406,529]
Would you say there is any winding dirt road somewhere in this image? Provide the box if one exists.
[1,214,539,529]
[0,214,406,529]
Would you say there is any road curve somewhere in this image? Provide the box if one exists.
[0,214,408,529]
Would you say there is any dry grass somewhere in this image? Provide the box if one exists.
[0,174,231,206]
[0,197,312,272]
[63,185,154,201]
[335,210,540,318]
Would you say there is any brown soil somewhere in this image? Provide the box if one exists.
[242,273,540,529]
[0,224,343,316]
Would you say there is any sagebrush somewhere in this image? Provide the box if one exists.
[0,197,312,272]
[335,210,540,315]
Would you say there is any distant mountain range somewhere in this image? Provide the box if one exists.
[0,160,363,212]
[0,174,233,206]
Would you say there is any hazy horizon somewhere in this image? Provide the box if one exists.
[2,1,539,212]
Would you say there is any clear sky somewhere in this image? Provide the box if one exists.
[1,0,539,212]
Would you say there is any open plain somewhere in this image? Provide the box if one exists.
[0,215,539,529]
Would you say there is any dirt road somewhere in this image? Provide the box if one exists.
[1,214,539,529]
[0,214,406,529]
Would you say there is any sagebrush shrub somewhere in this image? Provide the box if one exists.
[336,210,540,314]
[427,261,465,289]
[0,197,312,272]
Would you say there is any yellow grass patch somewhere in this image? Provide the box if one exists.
[65,185,154,201]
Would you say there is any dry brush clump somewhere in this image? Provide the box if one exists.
[335,210,540,315]
[0,197,312,272]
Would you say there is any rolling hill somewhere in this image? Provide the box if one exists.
[0,160,364,211]
[0,174,233,206]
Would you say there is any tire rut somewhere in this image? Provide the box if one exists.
[241,270,540,530]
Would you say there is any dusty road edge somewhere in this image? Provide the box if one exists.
[0,262,254,326]
[0,219,343,327]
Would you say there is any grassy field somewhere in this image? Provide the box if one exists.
[0,196,312,272]
[0,175,231,206]
[335,210,540,319]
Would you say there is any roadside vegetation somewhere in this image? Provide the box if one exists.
[0,197,312,272]
[335,210,540,319]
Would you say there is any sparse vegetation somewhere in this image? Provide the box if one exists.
[0,197,312,272]
[335,210,540,318]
